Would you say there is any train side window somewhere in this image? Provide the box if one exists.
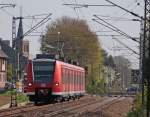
[79,72,80,84]
[67,69,70,84]
[82,73,83,85]
[80,72,82,84]
[75,71,76,84]
[74,71,75,84]
[69,70,71,84]
[64,69,66,84]
[62,68,64,84]
[77,72,78,85]
[80,72,81,85]
[78,72,80,84]
[72,70,74,84]
[70,70,72,84]
[66,69,68,84]
[72,70,73,84]
[83,73,85,85]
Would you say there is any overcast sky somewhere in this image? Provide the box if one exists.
[0,0,144,68]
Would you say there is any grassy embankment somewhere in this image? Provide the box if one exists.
[0,89,28,106]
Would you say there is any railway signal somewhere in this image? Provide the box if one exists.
[131,69,140,84]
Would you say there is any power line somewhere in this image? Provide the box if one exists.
[105,0,144,20]
[94,15,141,21]
[0,3,15,9]
[112,36,139,56]
[92,16,139,43]
[63,3,115,8]
[23,13,52,37]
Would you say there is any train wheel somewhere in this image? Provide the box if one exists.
[72,96,75,100]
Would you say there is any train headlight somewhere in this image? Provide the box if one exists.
[55,82,59,86]
[28,83,32,86]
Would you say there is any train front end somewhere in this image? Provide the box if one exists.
[25,58,56,103]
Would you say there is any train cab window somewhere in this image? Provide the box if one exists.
[33,60,55,83]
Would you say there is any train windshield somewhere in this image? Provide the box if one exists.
[33,60,55,83]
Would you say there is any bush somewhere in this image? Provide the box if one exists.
[17,93,29,102]
[126,86,147,117]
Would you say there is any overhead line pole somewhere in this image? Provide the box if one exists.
[104,0,150,116]
[143,0,150,116]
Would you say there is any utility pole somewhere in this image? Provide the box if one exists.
[139,19,145,115]
[143,0,150,116]
[93,1,149,115]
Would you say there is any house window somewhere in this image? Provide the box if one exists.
[2,60,6,71]
[2,59,5,64]
[3,74,6,82]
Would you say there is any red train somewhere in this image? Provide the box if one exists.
[24,54,85,104]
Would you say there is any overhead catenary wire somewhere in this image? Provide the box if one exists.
[92,17,139,43]
[112,36,139,56]
[63,3,115,7]
[23,13,52,37]
[94,15,141,22]
[104,0,144,20]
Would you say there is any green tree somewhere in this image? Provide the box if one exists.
[40,16,104,93]
[40,16,103,66]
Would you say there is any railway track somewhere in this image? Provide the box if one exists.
[0,95,133,117]
[80,97,133,117]
[0,96,96,117]
[47,97,122,117]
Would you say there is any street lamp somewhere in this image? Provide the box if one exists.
[57,31,60,51]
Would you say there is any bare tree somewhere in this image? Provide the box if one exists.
[114,56,131,90]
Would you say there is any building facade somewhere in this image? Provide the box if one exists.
[22,40,29,58]
[0,46,7,90]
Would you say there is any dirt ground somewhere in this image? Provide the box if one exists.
[102,97,134,117]
[0,95,10,106]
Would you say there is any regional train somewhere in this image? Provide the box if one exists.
[24,54,85,104]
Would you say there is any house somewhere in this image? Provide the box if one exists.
[0,46,8,90]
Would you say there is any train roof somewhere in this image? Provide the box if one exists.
[32,58,84,71]
[56,60,85,71]
[33,58,55,62]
